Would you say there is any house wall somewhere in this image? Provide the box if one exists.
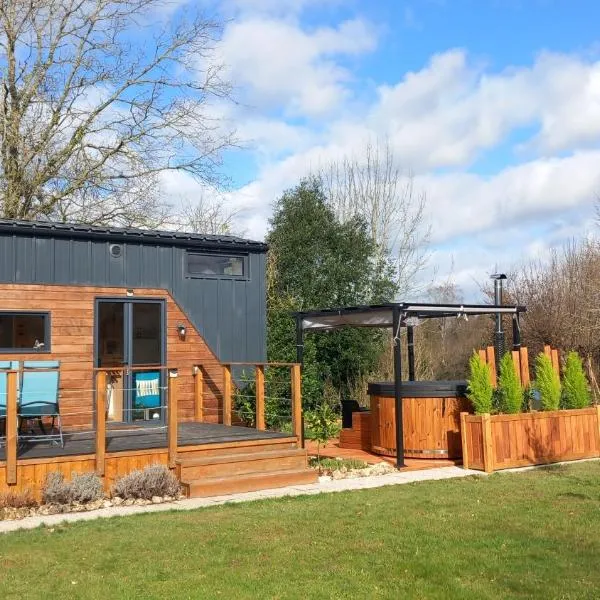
[0,232,267,363]
[0,283,224,429]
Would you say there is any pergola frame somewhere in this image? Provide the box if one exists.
[295,302,527,468]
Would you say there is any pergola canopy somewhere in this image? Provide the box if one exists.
[296,302,526,332]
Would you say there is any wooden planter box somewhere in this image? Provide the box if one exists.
[461,407,600,473]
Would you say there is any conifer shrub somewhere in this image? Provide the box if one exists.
[562,351,591,409]
[467,353,494,414]
[498,353,523,414]
[534,353,561,411]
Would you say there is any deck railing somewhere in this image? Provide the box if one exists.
[2,361,303,488]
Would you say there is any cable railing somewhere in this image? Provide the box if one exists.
[0,360,304,488]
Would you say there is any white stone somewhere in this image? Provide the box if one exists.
[112,497,124,506]
[151,496,162,504]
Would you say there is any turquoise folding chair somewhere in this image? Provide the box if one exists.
[19,360,63,447]
[0,361,19,447]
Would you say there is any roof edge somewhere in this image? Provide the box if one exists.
[0,219,269,253]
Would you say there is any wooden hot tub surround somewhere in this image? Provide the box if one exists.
[339,381,471,460]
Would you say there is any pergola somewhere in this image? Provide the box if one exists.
[295,302,527,468]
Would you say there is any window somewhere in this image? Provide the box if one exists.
[0,312,50,352]
[186,252,247,278]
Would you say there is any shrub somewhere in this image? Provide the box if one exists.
[304,403,339,467]
[69,473,104,504]
[562,351,591,409]
[0,489,37,509]
[498,353,523,414]
[42,471,104,505]
[42,472,72,505]
[111,464,181,500]
[308,457,368,471]
[534,353,561,411]
[466,353,494,414]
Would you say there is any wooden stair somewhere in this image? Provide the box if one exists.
[177,438,318,498]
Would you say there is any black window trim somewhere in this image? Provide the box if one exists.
[0,310,51,354]
[184,250,250,280]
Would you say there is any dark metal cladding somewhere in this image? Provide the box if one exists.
[367,380,468,398]
[0,219,268,363]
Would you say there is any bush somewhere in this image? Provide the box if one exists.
[534,353,561,411]
[562,351,591,409]
[42,472,104,505]
[111,464,181,500]
[466,353,494,414]
[0,489,37,509]
[498,353,523,414]
[308,457,368,471]
[69,473,104,504]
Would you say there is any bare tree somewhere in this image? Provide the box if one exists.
[0,0,235,226]
[178,194,245,236]
[318,140,430,297]
[508,240,600,399]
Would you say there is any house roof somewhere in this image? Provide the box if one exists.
[295,302,526,331]
[0,219,268,252]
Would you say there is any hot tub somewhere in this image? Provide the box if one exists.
[368,381,470,459]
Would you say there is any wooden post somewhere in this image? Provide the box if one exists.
[6,370,18,486]
[291,364,302,441]
[511,350,522,387]
[482,413,494,474]
[486,346,497,386]
[595,405,600,455]
[194,366,203,422]
[223,365,232,426]
[460,412,469,469]
[519,347,530,387]
[551,348,560,377]
[95,370,107,476]
[167,370,178,469]
[255,365,265,431]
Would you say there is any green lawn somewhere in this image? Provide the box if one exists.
[1,462,600,599]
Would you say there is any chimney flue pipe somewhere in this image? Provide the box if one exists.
[491,273,507,369]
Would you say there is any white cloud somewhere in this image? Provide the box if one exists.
[220,17,377,116]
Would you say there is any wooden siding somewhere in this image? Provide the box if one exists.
[339,411,372,451]
[462,407,600,472]
[0,283,224,428]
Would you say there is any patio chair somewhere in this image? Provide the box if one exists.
[133,371,161,421]
[18,360,63,447]
[0,361,20,447]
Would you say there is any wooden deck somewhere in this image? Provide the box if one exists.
[0,422,291,462]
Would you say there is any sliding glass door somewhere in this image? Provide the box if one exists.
[96,299,165,424]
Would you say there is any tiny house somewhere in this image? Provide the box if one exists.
[0,219,313,498]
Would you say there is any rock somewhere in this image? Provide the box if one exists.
[163,495,173,502]
[47,505,61,515]
[124,498,135,506]
[102,500,113,509]
[331,470,346,480]
[112,496,124,506]
[151,496,162,504]
[134,498,146,506]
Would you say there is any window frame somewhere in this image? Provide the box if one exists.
[184,251,250,280]
[0,311,51,353]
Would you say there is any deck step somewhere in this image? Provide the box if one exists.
[177,438,298,460]
[177,449,308,479]
[181,468,318,498]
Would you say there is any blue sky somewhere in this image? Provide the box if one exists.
[162,0,600,299]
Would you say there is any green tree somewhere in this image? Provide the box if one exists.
[498,353,523,414]
[266,178,396,408]
[466,353,494,414]
[534,354,561,411]
[562,351,591,409]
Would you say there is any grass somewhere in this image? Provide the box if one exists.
[2,462,600,599]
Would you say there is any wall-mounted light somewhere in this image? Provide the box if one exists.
[126,289,134,297]
[177,323,186,339]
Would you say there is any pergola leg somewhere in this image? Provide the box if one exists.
[393,308,405,469]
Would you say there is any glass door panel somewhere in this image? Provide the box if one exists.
[97,302,126,422]
[96,299,164,424]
